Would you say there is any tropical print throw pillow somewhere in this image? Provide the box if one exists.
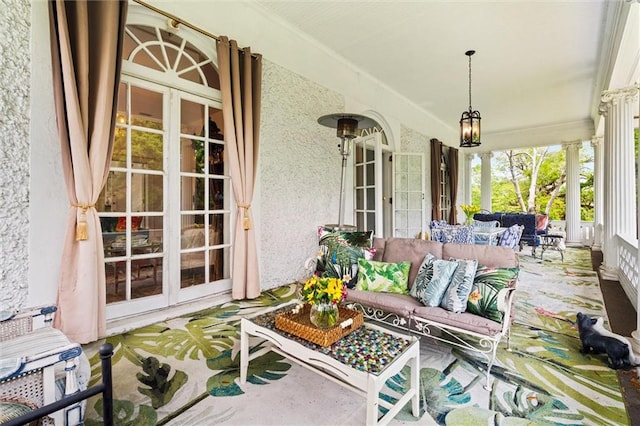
[467,265,519,323]
[440,258,478,313]
[355,259,411,295]
[315,226,375,288]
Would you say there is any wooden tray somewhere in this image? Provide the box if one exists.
[275,304,364,347]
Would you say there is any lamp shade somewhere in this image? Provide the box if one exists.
[318,113,377,139]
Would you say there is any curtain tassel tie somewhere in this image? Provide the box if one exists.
[72,202,95,241]
[238,204,252,230]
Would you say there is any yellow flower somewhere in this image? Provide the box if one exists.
[468,290,481,303]
[300,276,346,305]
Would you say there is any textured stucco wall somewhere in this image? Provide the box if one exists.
[0,0,31,311]
[259,60,344,289]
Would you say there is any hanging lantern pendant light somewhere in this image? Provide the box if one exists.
[460,50,481,147]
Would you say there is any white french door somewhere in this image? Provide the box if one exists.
[101,77,232,320]
[174,91,232,304]
[353,133,385,236]
[392,153,426,238]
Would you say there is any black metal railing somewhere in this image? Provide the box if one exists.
[4,343,114,426]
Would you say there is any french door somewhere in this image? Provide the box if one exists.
[353,133,385,236]
[100,77,232,319]
[392,153,426,238]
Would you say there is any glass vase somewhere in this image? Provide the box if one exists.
[309,302,339,328]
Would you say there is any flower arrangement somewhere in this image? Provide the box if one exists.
[460,204,480,224]
[300,275,347,328]
[301,276,347,306]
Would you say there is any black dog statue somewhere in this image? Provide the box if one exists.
[576,312,629,369]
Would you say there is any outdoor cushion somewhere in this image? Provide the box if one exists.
[414,258,458,307]
[345,291,421,318]
[355,259,411,295]
[440,258,478,313]
[411,306,504,335]
[498,224,524,250]
[467,265,519,323]
[316,226,374,288]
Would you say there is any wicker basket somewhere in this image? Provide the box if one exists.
[275,304,364,347]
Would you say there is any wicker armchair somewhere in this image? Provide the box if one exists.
[0,306,86,425]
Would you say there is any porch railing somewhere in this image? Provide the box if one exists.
[547,220,594,246]
[617,234,639,312]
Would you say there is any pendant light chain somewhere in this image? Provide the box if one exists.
[468,54,473,110]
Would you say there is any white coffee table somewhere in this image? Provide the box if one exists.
[240,304,420,426]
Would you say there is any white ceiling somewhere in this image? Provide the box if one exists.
[252,0,632,141]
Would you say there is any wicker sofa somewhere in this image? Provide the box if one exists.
[345,237,519,389]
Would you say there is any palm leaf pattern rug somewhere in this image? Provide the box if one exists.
[83,247,629,425]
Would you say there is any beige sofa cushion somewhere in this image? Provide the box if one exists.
[346,290,422,318]
[442,243,518,268]
[412,305,504,335]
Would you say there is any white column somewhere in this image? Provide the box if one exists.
[479,152,492,212]
[599,85,638,281]
[458,153,475,223]
[562,141,582,244]
[590,136,604,250]
[463,153,473,204]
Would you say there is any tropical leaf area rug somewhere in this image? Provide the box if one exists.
[83,247,630,426]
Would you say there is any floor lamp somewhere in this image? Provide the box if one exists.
[317,113,377,231]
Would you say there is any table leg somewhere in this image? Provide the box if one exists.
[410,351,420,416]
[240,319,249,384]
[365,375,379,426]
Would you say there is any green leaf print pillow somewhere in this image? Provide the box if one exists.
[467,265,519,323]
[355,259,411,295]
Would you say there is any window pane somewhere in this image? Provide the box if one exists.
[365,148,374,162]
[112,128,127,165]
[105,261,126,303]
[131,257,163,300]
[356,188,364,210]
[366,188,375,210]
[181,99,204,135]
[182,213,204,238]
[209,177,225,210]
[181,252,205,288]
[209,142,224,175]
[132,173,163,212]
[366,163,374,184]
[131,130,163,171]
[355,164,364,186]
[182,176,204,211]
[98,171,126,213]
[366,213,375,231]
[409,193,422,209]
[208,248,225,281]
[131,86,163,128]
[182,138,202,173]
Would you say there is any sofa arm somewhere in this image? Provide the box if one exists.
[0,305,58,342]
[496,287,516,313]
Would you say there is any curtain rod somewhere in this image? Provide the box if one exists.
[131,0,259,57]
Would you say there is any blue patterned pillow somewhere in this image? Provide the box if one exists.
[414,259,459,307]
[498,224,523,250]
[440,259,478,312]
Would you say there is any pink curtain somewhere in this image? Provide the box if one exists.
[49,0,127,343]
[216,36,263,299]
